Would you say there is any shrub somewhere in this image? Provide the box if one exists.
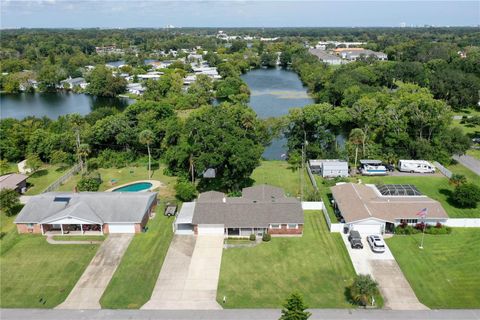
[249,234,256,241]
[175,180,197,202]
[95,149,136,168]
[449,174,467,187]
[77,172,102,191]
[280,292,311,320]
[349,274,379,307]
[262,233,271,242]
[452,183,480,208]
[395,224,419,235]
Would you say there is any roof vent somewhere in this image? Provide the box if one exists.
[222,197,226,203]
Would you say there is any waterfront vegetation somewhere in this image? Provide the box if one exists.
[217,211,357,308]
[386,229,480,308]
[100,206,174,309]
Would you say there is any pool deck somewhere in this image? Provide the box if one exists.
[105,180,163,192]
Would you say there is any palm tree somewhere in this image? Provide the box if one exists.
[77,143,90,173]
[139,129,155,179]
[350,274,379,307]
[349,128,364,171]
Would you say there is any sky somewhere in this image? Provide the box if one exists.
[1,0,479,28]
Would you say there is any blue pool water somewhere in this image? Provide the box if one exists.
[112,182,152,192]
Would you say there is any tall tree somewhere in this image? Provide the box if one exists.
[139,129,155,179]
[279,292,311,320]
[77,143,90,173]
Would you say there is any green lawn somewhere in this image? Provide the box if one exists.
[251,161,313,198]
[100,206,174,309]
[217,211,356,308]
[25,164,70,195]
[467,149,480,160]
[58,163,177,199]
[0,232,99,308]
[386,229,480,308]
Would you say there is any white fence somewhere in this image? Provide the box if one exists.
[316,201,344,233]
[433,161,452,178]
[445,219,480,228]
[301,201,323,210]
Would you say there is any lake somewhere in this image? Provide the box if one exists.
[0,92,134,120]
[241,68,314,160]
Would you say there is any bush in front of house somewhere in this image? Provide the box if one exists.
[249,234,256,241]
[262,233,271,242]
[77,172,102,191]
[394,223,419,235]
[395,222,451,235]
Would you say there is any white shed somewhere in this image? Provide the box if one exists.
[313,160,349,178]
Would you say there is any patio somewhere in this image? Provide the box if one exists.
[42,223,103,235]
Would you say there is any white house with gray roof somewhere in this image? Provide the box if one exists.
[174,185,303,237]
[15,192,157,235]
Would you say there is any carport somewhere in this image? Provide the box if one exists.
[174,202,195,235]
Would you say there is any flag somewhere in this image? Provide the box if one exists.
[416,208,427,218]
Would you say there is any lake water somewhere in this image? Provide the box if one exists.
[241,68,314,160]
[0,92,133,119]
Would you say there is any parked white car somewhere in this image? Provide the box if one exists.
[367,235,386,253]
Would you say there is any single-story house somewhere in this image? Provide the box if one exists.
[60,77,88,90]
[309,49,343,65]
[331,183,448,234]
[309,159,349,178]
[15,192,157,235]
[0,173,28,193]
[174,185,303,237]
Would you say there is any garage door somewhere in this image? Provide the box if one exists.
[175,223,194,235]
[197,224,224,235]
[109,224,136,234]
[352,224,383,235]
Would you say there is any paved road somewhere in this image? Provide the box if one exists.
[453,155,480,176]
[56,234,133,309]
[2,308,480,320]
[142,235,223,310]
[341,233,427,310]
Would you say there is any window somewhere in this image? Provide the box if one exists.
[287,224,298,229]
[270,224,281,229]
[27,223,34,228]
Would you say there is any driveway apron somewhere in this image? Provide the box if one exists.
[56,234,133,309]
[142,235,223,310]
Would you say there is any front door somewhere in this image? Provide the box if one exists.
[385,222,395,233]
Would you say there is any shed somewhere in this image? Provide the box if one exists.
[310,159,349,178]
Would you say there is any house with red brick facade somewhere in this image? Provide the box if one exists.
[15,192,157,235]
[174,185,303,237]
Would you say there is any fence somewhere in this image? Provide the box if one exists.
[317,201,344,232]
[42,163,82,193]
[306,165,318,191]
[445,219,480,228]
[433,161,452,178]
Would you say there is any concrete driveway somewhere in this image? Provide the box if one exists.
[142,235,223,310]
[341,233,427,310]
[57,234,133,309]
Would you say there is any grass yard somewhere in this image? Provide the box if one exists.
[251,161,313,198]
[386,229,480,308]
[0,231,99,308]
[217,211,356,308]
[467,149,480,160]
[58,163,177,199]
[100,206,174,309]
[25,164,69,195]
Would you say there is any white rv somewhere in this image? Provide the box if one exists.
[398,160,435,173]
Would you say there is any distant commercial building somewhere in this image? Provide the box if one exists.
[334,48,387,61]
[309,49,343,65]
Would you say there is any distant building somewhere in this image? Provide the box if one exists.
[60,77,88,90]
[334,48,387,61]
[309,49,343,65]
[309,160,349,178]
[0,173,28,193]
[126,83,145,95]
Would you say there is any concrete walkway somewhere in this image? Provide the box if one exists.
[341,233,428,310]
[453,154,480,176]
[142,235,224,310]
[56,234,133,309]
[46,236,103,245]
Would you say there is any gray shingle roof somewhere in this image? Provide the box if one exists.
[15,192,157,224]
[0,173,28,190]
[192,185,303,228]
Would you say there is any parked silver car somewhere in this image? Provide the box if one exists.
[367,235,385,253]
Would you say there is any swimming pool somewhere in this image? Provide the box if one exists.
[112,182,153,192]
